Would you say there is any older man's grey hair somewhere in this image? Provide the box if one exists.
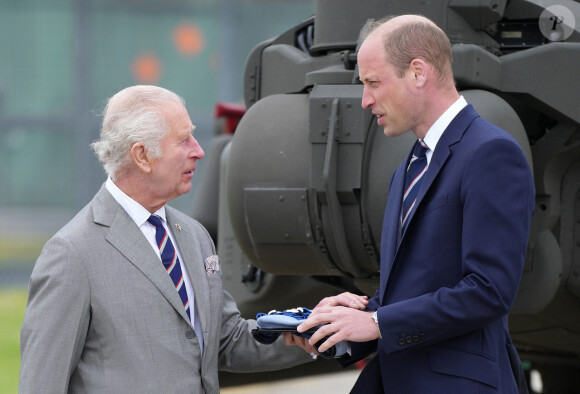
[91,85,185,180]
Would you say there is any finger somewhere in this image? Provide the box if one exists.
[309,328,342,354]
[343,293,368,308]
[297,311,328,333]
[347,296,368,310]
[297,320,312,333]
[306,342,319,354]
[315,296,333,308]
[298,336,318,354]
[307,323,334,346]
[317,293,368,310]
[310,305,334,314]
[318,294,348,308]
[283,332,295,346]
[317,333,342,353]
[315,292,354,308]
[316,326,349,354]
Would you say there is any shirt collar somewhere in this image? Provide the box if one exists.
[422,96,467,152]
[105,177,166,227]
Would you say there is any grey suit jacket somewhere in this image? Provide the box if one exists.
[20,184,311,393]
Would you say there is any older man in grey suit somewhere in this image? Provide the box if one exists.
[19,85,312,393]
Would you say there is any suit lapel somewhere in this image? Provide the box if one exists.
[399,105,478,241]
[93,186,192,325]
[398,144,451,241]
[166,210,211,343]
[381,105,479,305]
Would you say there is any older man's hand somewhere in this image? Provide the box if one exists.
[283,332,319,356]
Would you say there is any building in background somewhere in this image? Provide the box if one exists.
[0,0,314,268]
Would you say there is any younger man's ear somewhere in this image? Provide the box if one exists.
[409,58,427,87]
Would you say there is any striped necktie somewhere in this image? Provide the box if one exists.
[401,140,429,230]
[147,215,191,321]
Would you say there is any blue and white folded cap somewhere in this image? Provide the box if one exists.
[252,307,348,359]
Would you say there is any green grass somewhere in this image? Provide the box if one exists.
[0,288,28,394]
[0,235,43,393]
[0,238,45,267]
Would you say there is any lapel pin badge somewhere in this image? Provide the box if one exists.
[175,223,182,231]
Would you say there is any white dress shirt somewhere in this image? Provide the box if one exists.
[421,96,467,162]
[105,177,203,353]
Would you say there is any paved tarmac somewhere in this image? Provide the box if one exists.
[221,369,360,394]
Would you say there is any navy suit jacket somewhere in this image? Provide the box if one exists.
[345,105,534,393]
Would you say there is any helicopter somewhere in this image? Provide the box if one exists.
[192,0,580,391]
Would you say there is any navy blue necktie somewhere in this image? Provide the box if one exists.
[148,215,191,321]
[401,140,429,230]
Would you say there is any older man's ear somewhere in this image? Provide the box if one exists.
[130,142,152,173]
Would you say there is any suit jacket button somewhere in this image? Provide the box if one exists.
[398,338,406,346]
[186,330,195,339]
[413,335,419,342]
[406,336,413,344]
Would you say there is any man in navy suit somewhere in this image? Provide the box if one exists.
[292,14,534,393]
